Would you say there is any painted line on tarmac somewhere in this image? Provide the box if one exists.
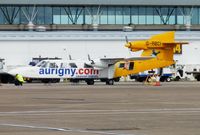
[0,123,136,135]
[1,108,200,116]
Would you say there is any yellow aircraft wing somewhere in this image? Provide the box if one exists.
[100,56,155,65]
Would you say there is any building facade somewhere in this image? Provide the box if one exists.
[0,0,200,30]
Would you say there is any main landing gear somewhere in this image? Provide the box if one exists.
[106,79,114,85]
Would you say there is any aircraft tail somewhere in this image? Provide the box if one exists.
[125,31,188,61]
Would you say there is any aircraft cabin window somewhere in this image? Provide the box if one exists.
[61,62,68,68]
[69,63,77,68]
[60,63,63,68]
[37,61,48,68]
[129,62,134,70]
[119,63,125,68]
[84,63,93,68]
[49,62,58,68]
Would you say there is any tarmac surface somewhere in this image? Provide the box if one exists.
[0,81,200,135]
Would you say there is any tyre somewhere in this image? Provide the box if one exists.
[106,79,114,85]
[175,76,180,81]
[197,76,200,81]
[86,79,94,85]
[70,79,79,83]
[166,77,171,82]
[51,79,60,83]
[114,77,120,82]
[41,79,50,83]
[26,78,33,83]
[160,77,165,82]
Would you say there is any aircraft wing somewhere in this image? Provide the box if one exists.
[124,56,155,61]
[163,42,189,45]
[100,56,155,65]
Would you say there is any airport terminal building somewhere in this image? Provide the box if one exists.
[0,0,200,31]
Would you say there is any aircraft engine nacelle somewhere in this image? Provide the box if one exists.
[125,41,147,52]
[86,59,108,68]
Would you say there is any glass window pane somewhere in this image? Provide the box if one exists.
[91,7,100,24]
[123,7,130,24]
[85,6,92,24]
[192,8,199,24]
[131,7,138,24]
[116,7,123,24]
[199,8,200,24]
[168,8,175,24]
[100,7,107,24]
[139,7,146,24]
[37,7,45,24]
[0,9,4,24]
[177,8,184,24]
[154,7,161,24]
[20,6,37,24]
[146,7,153,24]
[76,7,83,24]
[8,6,20,24]
[53,7,61,24]
[45,7,52,24]
[108,7,115,24]
[61,7,68,24]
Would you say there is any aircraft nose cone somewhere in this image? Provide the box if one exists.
[125,43,131,48]
[7,69,18,76]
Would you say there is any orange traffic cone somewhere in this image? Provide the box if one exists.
[154,81,161,86]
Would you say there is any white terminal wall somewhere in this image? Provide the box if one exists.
[0,40,133,66]
[0,31,199,66]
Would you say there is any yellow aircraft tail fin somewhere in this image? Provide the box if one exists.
[125,31,188,61]
[150,31,175,42]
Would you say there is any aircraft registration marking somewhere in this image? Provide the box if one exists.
[146,41,162,47]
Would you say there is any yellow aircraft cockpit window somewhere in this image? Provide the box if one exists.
[119,63,125,68]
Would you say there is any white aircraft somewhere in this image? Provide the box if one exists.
[8,56,152,85]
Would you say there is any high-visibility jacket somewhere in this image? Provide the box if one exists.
[16,74,24,83]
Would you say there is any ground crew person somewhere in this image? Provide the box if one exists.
[154,74,161,86]
[15,74,25,86]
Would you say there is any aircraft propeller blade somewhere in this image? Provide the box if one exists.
[87,54,95,64]
[87,54,91,61]
[125,36,129,43]
[69,55,72,60]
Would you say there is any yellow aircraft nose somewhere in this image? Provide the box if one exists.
[125,43,131,48]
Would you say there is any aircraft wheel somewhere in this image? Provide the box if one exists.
[41,79,50,83]
[106,79,114,85]
[114,77,120,82]
[166,77,171,82]
[51,79,60,83]
[86,79,94,85]
[196,76,200,81]
[26,78,32,83]
[175,76,180,81]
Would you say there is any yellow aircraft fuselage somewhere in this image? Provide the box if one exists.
[114,58,175,78]
[113,31,188,78]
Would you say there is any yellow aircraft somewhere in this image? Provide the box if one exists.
[113,31,188,79]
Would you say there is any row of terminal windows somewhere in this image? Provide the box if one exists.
[0,6,199,25]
